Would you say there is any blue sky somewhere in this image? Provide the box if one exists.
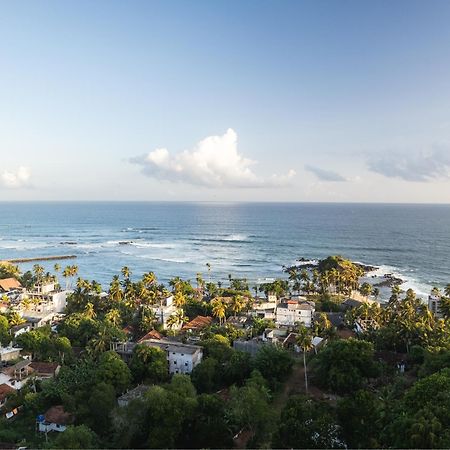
[1,0,450,202]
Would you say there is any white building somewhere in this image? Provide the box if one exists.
[428,294,442,318]
[251,301,277,320]
[149,295,181,330]
[142,338,203,375]
[276,299,315,327]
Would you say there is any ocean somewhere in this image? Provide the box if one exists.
[0,202,449,299]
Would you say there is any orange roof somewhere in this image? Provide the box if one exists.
[30,362,60,375]
[0,278,21,292]
[182,315,213,331]
[0,384,14,402]
[138,329,163,343]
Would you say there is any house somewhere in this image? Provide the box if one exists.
[261,328,288,344]
[428,294,442,318]
[37,405,74,433]
[29,362,60,379]
[117,385,150,407]
[182,315,212,332]
[0,347,22,364]
[10,324,31,339]
[149,295,181,330]
[0,278,22,294]
[22,311,55,329]
[0,384,14,409]
[138,329,163,343]
[251,301,277,320]
[111,338,203,375]
[141,339,203,375]
[276,300,315,327]
[282,333,325,353]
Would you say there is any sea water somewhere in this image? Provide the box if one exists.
[0,202,449,298]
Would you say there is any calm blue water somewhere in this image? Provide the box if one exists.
[0,202,449,297]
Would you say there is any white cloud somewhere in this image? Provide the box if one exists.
[1,166,31,188]
[367,146,450,182]
[131,128,296,188]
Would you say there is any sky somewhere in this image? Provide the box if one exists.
[1,0,450,203]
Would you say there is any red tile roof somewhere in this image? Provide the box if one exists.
[182,315,213,331]
[30,362,60,375]
[138,329,163,343]
[0,384,14,402]
[0,278,21,292]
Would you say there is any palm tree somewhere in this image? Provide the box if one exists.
[121,266,131,280]
[313,312,333,338]
[8,312,25,327]
[173,291,187,308]
[373,287,380,300]
[32,264,44,283]
[143,272,157,288]
[206,263,211,283]
[230,295,245,318]
[105,308,121,327]
[20,297,32,312]
[445,284,450,298]
[296,324,313,393]
[84,302,96,320]
[53,263,60,273]
[439,296,450,319]
[211,298,226,326]
[166,310,188,330]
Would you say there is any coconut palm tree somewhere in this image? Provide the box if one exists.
[8,312,25,327]
[166,310,188,330]
[173,291,187,309]
[230,295,245,318]
[211,298,226,326]
[53,263,60,273]
[296,324,313,392]
[106,308,121,327]
[206,263,211,283]
[143,271,157,287]
[445,284,450,298]
[84,302,96,320]
[121,266,131,281]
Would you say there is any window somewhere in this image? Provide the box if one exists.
[185,362,188,366]
[174,361,177,365]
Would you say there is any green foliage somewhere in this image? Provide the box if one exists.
[191,357,220,393]
[273,396,343,449]
[129,344,169,384]
[96,351,131,394]
[313,338,379,394]
[0,314,10,345]
[201,334,233,363]
[185,394,233,448]
[86,383,116,435]
[46,424,98,449]
[0,262,21,279]
[337,390,382,448]
[227,370,274,444]
[15,327,73,363]
[253,345,293,389]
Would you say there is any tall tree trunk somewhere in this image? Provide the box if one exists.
[303,351,308,393]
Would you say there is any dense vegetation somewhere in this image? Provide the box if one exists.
[0,258,450,448]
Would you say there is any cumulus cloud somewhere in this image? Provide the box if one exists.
[131,128,296,188]
[1,166,31,188]
[305,164,348,182]
[368,147,450,182]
